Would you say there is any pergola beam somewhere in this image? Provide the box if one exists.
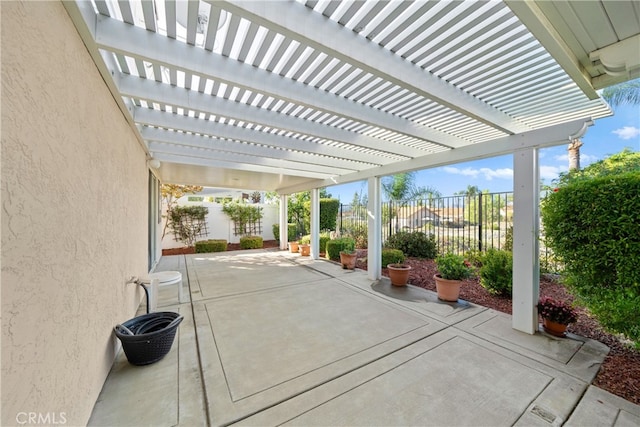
[134,108,376,170]
[116,74,419,161]
[219,0,531,134]
[95,16,469,150]
[278,117,592,194]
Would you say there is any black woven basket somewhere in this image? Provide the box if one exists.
[114,311,183,366]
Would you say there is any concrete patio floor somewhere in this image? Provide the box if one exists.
[89,249,640,426]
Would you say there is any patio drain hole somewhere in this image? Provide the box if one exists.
[530,405,559,424]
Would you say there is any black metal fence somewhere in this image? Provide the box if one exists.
[336,191,559,272]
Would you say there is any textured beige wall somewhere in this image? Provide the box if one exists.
[2,2,149,425]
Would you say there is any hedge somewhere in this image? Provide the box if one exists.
[542,170,640,345]
[325,237,355,261]
[239,235,263,250]
[195,239,227,253]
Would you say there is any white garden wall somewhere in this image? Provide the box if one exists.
[2,2,150,425]
[162,199,279,249]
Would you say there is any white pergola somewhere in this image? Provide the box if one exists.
[64,0,640,334]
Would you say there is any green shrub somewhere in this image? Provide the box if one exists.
[195,239,227,253]
[348,227,368,249]
[319,199,339,231]
[385,231,437,259]
[504,225,513,252]
[326,237,355,261]
[382,249,405,267]
[435,252,473,280]
[272,223,298,241]
[542,152,640,346]
[239,235,263,249]
[299,234,310,244]
[463,249,484,268]
[479,249,512,296]
[298,233,331,253]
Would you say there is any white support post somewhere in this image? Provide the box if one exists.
[279,194,288,250]
[512,148,540,334]
[367,177,381,280]
[310,188,320,259]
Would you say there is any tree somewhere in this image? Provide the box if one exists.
[568,78,640,171]
[161,183,203,239]
[287,188,332,237]
[601,79,640,107]
[382,172,441,203]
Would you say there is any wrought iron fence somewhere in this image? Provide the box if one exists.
[336,191,559,272]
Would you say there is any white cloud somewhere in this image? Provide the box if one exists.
[540,165,567,181]
[443,166,512,181]
[553,153,598,164]
[612,126,640,140]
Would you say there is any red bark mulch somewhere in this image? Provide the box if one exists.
[160,245,639,404]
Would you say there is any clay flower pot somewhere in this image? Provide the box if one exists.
[542,318,568,337]
[434,274,462,302]
[387,263,411,286]
[299,244,310,256]
[289,241,299,253]
[340,251,357,270]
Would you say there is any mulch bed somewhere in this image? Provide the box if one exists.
[160,244,639,404]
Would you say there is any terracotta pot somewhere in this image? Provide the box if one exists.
[434,274,462,302]
[289,241,299,253]
[387,264,411,286]
[340,251,357,270]
[299,244,310,256]
[542,318,568,337]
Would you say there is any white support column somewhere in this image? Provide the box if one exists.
[310,188,320,259]
[279,194,288,250]
[512,148,540,334]
[367,177,381,280]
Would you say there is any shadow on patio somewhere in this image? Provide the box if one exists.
[89,250,639,426]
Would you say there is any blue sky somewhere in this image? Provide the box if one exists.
[327,104,640,202]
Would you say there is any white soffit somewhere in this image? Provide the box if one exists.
[63,0,620,193]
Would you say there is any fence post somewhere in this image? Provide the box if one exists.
[478,192,483,252]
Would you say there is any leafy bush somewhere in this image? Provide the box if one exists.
[382,249,405,267]
[504,225,513,252]
[319,199,339,231]
[297,233,331,253]
[479,249,512,296]
[272,223,298,242]
[435,252,473,280]
[325,237,355,261]
[168,205,209,247]
[345,227,368,249]
[195,239,227,253]
[222,200,263,236]
[542,151,640,345]
[385,231,437,259]
[239,235,263,249]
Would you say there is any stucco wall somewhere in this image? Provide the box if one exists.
[162,201,279,248]
[2,2,149,425]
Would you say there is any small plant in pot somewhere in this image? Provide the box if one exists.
[434,252,473,302]
[537,296,578,337]
[339,249,357,270]
[384,249,410,287]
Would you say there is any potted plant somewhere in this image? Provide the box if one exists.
[289,241,299,253]
[299,243,310,256]
[339,249,357,270]
[537,296,578,337]
[387,263,411,286]
[434,252,473,301]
